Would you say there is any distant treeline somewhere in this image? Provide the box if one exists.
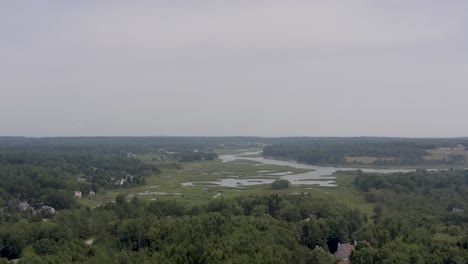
[0,137,264,155]
[263,137,468,165]
[3,136,468,155]
[354,169,468,193]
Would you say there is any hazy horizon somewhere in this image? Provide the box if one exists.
[2,1,468,138]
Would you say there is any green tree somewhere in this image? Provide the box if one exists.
[271,179,290,190]
[310,247,335,264]
[41,190,76,210]
[350,242,378,264]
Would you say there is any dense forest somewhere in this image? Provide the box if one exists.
[0,137,262,155]
[350,169,468,263]
[263,137,468,166]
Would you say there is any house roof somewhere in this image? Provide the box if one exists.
[19,202,30,207]
[452,207,464,213]
[335,243,355,260]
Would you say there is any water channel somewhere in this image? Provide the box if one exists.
[180,152,415,188]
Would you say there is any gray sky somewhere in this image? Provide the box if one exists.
[1,1,468,137]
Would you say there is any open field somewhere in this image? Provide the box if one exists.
[214,148,263,155]
[424,149,445,160]
[424,147,468,160]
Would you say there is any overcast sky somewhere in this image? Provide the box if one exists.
[1,1,468,137]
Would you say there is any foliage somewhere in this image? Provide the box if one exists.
[0,193,366,262]
[0,147,161,210]
[271,179,290,190]
[263,137,468,165]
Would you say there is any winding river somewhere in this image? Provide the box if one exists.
[180,152,415,188]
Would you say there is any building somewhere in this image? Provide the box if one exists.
[452,207,464,213]
[335,242,355,261]
[18,202,33,211]
[41,206,56,215]
[74,191,82,198]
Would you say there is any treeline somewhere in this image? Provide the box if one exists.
[3,136,468,165]
[4,136,468,156]
[158,151,218,162]
[0,137,261,155]
[263,142,426,165]
[263,137,468,165]
[354,169,468,193]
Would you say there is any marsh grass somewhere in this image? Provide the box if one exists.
[79,157,374,215]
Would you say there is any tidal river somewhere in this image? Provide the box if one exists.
[181,152,414,188]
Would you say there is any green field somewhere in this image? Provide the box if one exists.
[81,153,373,214]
